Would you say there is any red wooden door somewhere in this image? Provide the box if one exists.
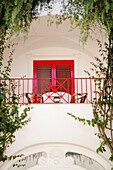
[33,60,74,95]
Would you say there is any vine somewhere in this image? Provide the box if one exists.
[0,40,31,162]
[68,40,113,162]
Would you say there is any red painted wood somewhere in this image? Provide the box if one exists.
[33,60,75,94]
[2,77,98,104]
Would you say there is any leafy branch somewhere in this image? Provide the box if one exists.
[0,41,31,162]
[68,40,113,162]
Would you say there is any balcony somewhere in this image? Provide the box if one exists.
[1,78,99,104]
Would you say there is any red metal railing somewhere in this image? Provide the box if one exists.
[1,78,100,104]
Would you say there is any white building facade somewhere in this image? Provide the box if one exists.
[0,16,112,170]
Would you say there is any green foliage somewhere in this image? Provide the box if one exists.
[0,0,53,37]
[0,0,54,163]
[91,41,113,160]
[109,155,113,162]
[58,0,113,43]
[96,140,106,153]
[68,40,113,162]
[0,42,31,162]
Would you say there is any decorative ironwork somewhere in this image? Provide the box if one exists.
[9,152,47,170]
[65,152,105,170]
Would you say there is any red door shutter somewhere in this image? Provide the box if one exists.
[56,65,71,93]
[37,65,52,93]
[33,60,74,95]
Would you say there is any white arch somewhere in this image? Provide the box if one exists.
[1,142,112,170]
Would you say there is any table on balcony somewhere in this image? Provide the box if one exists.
[42,92,72,103]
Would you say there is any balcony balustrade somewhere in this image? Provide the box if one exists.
[1,78,102,104]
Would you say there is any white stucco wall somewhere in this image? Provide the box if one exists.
[6,104,96,155]
[1,16,112,170]
[5,16,105,78]
[1,104,112,170]
[2,104,111,170]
